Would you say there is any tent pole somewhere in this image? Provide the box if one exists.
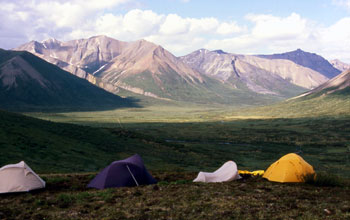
[126,165,139,186]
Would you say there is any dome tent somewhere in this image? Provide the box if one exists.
[193,161,241,183]
[88,154,157,189]
[0,161,46,193]
[263,153,315,183]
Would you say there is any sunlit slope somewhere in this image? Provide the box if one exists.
[226,70,350,118]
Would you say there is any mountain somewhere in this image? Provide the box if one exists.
[227,70,350,119]
[92,39,208,101]
[16,36,207,101]
[0,49,134,111]
[258,49,340,79]
[296,69,350,98]
[180,49,327,97]
[15,36,287,105]
[330,59,350,72]
[16,36,334,105]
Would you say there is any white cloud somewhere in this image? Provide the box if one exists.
[123,9,163,36]
[216,22,243,35]
[318,17,350,61]
[204,12,350,62]
[160,14,189,35]
[246,13,308,40]
[1,2,350,62]
[205,13,315,54]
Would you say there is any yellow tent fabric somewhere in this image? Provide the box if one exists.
[251,170,264,176]
[263,153,315,183]
[238,170,265,176]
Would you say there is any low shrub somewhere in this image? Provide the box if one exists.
[56,193,74,208]
[303,172,344,187]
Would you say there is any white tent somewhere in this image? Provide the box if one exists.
[0,161,46,193]
[193,161,241,183]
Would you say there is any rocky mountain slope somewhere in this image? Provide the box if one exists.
[180,49,327,96]
[330,59,350,72]
[16,36,289,105]
[0,49,133,111]
[258,49,340,79]
[15,36,338,105]
[296,69,350,98]
[16,36,209,101]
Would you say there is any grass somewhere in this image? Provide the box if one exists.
[3,109,350,176]
[1,84,349,219]
[303,172,345,187]
[0,172,349,220]
[2,101,342,177]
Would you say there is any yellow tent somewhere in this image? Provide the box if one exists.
[238,170,265,176]
[263,153,315,183]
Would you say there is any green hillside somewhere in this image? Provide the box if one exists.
[0,109,193,173]
[0,49,136,112]
[226,86,350,118]
[121,69,292,106]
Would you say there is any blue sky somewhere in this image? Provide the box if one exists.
[1,0,350,62]
[143,0,344,24]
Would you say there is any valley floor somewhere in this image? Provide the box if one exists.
[1,172,349,220]
[1,99,350,219]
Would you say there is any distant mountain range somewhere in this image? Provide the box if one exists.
[12,35,344,107]
[330,59,350,72]
[180,49,326,96]
[257,49,341,79]
[0,49,134,111]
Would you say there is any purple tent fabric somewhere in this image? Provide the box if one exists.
[87,154,157,189]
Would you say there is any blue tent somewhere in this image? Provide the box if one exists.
[87,154,157,189]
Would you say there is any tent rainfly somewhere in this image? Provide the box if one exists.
[193,161,241,183]
[263,153,315,183]
[0,161,46,193]
[88,154,157,189]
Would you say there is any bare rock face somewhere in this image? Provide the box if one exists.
[257,49,341,79]
[15,36,206,101]
[180,49,328,96]
[330,59,350,72]
[15,35,336,104]
[238,55,328,89]
[16,35,128,77]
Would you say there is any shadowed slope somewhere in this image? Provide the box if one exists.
[0,49,136,112]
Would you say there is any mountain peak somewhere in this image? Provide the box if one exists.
[134,39,158,46]
[212,49,228,54]
[42,37,59,43]
[330,59,350,72]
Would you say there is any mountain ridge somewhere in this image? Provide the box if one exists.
[295,69,350,99]
[15,35,341,105]
[0,49,134,112]
[257,49,340,79]
[180,49,326,97]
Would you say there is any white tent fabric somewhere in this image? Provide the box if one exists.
[193,161,241,183]
[0,161,45,193]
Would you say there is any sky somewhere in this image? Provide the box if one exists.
[1,0,350,62]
